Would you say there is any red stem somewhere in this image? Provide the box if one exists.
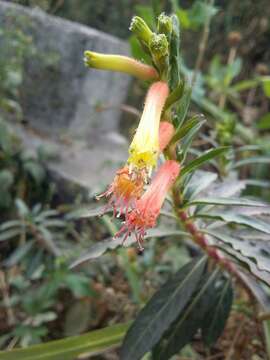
[172,189,253,297]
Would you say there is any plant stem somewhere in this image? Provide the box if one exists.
[172,187,253,298]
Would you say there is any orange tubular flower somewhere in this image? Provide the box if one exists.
[97,122,174,217]
[115,160,180,250]
[159,121,175,152]
[128,81,169,173]
[84,51,158,81]
[96,166,145,217]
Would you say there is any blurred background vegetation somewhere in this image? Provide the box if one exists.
[0,0,270,358]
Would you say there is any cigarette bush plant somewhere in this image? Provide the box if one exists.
[1,10,270,360]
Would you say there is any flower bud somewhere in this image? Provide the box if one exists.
[84,51,158,81]
[129,16,153,48]
[149,33,169,74]
[157,13,173,40]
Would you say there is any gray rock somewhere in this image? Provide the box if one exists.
[0,1,133,191]
[0,0,131,140]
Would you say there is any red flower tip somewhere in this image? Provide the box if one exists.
[115,160,180,250]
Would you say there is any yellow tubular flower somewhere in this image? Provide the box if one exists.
[128,81,169,172]
[84,51,158,81]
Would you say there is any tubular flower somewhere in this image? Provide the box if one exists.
[128,81,169,173]
[159,121,175,152]
[84,51,158,81]
[96,166,145,217]
[116,160,180,250]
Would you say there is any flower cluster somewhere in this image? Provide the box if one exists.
[85,16,180,249]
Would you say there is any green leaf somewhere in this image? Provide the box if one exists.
[15,199,30,217]
[263,320,270,360]
[0,323,130,360]
[119,256,207,360]
[37,226,61,257]
[197,211,270,235]
[174,85,192,129]
[178,119,205,163]
[24,161,45,184]
[171,115,204,144]
[0,228,22,242]
[70,228,188,269]
[0,220,23,231]
[64,274,93,298]
[235,272,270,311]
[182,170,217,200]
[65,205,109,220]
[64,301,92,337]
[234,156,270,168]
[215,241,270,285]
[4,241,34,267]
[202,278,233,346]
[187,197,267,208]
[0,119,12,153]
[188,1,218,29]
[154,269,220,360]
[164,80,185,111]
[203,179,246,198]
[169,14,181,89]
[232,78,260,92]
[204,229,270,273]
[181,147,229,177]
[176,1,218,31]
[257,113,270,130]
[0,169,14,190]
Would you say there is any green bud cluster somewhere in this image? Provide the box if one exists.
[157,13,173,41]
[129,15,173,78]
[149,34,169,77]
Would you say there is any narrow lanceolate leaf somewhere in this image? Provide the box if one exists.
[237,272,270,311]
[171,115,204,144]
[202,278,233,346]
[179,120,205,163]
[169,14,181,89]
[174,86,192,129]
[0,220,23,231]
[155,269,221,360]
[204,230,270,273]
[70,228,188,268]
[0,228,22,242]
[119,256,207,360]
[182,170,217,200]
[65,205,110,220]
[187,197,267,208]
[233,156,270,168]
[215,243,270,285]
[181,147,229,177]
[4,241,34,267]
[204,179,246,198]
[0,323,130,360]
[196,211,270,234]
